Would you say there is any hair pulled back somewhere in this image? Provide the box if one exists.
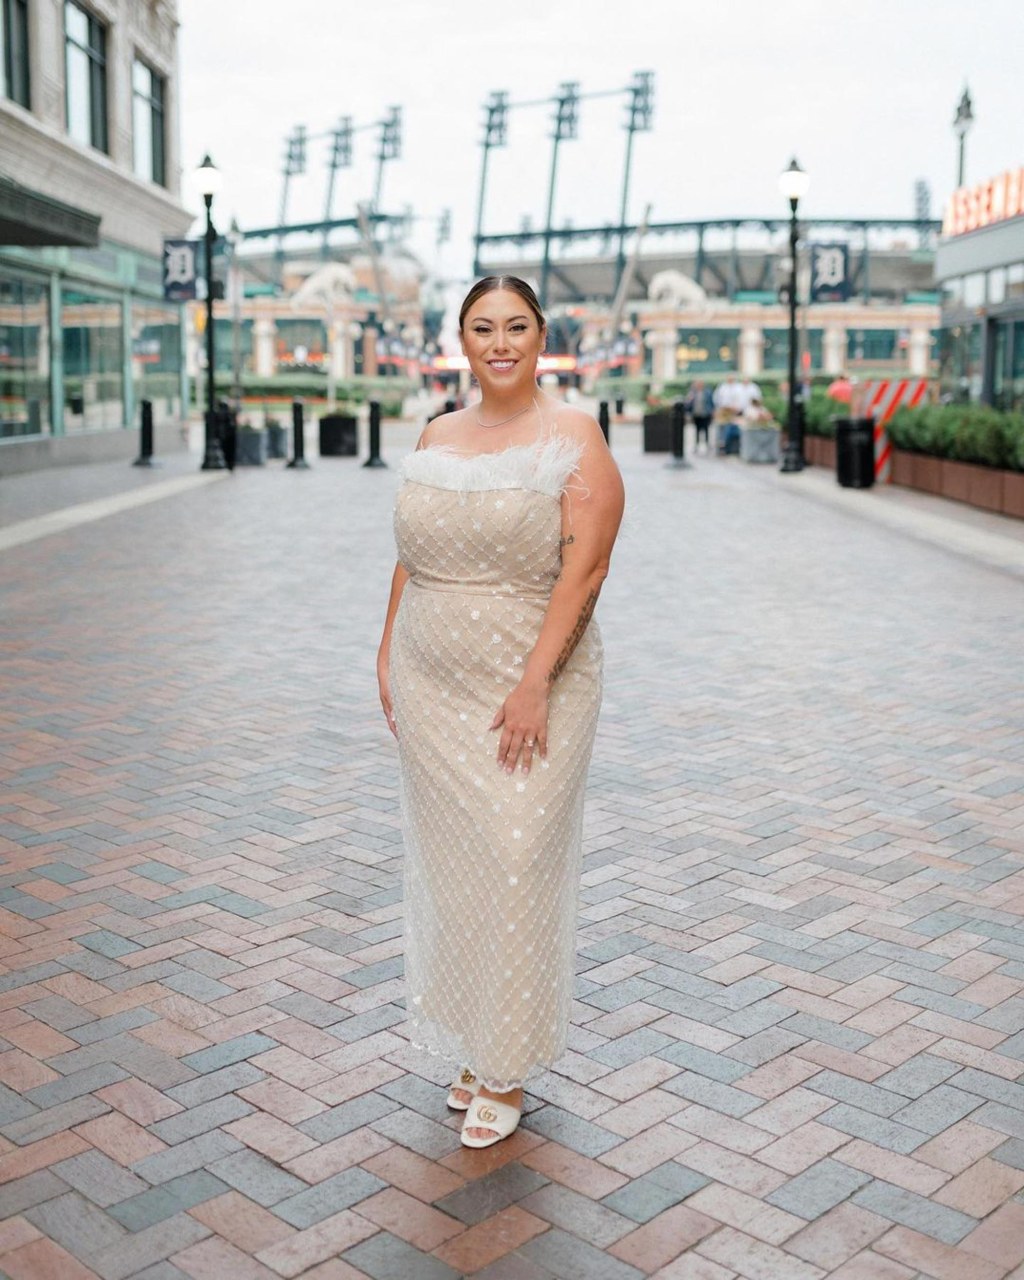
[458,275,546,334]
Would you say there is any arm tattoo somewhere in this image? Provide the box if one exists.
[547,588,599,684]
[559,534,575,548]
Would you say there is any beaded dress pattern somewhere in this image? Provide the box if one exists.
[391,431,602,1090]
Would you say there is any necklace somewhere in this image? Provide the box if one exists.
[476,403,532,429]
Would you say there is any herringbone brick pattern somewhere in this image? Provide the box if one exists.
[0,429,1023,1279]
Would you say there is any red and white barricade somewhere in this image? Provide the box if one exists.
[858,379,929,483]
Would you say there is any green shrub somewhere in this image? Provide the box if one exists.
[593,376,649,405]
[887,403,1024,471]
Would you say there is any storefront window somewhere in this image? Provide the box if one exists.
[276,318,327,371]
[762,329,823,372]
[988,269,1007,306]
[0,272,49,438]
[846,330,898,364]
[938,324,982,403]
[674,329,740,375]
[62,287,123,430]
[1007,321,1024,413]
[212,317,253,374]
[132,302,181,425]
[1008,264,1024,299]
[962,273,986,308]
[942,277,963,308]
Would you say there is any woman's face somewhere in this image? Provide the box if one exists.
[460,289,545,395]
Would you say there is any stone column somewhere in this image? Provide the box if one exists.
[649,330,677,384]
[253,317,276,377]
[739,326,764,376]
[823,327,846,375]
[908,328,931,377]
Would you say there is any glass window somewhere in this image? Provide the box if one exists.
[938,324,982,403]
[962,272,986,308]
[132,58,166,186]
[942,276,963,308]
[0,272,50,438]
[847,330,898,364]
[62,287,123,431]
[212,316,253,375]
[132,302,181,425]
[1,0,30,108]
[1008,321,1024,413]
[674,328,740,375]
[763,329,823,372]
[1008,264,1024,299]
[276,318,327,371]
[65,1,107,152]
[988,269,1007,306]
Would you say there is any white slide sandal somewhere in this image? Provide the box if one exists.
[446,1068,481,1111]
[460,1095,521,1148]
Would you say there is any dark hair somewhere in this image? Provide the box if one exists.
[458,275,546,333]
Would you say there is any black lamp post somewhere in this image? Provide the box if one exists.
[195,154,226,471]
[953,86,973,188]
[778,157,810,475]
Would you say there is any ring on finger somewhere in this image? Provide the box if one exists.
[525,739,535,748]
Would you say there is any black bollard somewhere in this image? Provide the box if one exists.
[615,397,625,416]
[132,399,159,467]
[443,398,457,415]
[363,399,387,468]
[667,400,692,470]
[217,400,237,472]
[598,400,610,444]
[287,398,310,469]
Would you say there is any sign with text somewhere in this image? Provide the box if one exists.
[809,243,851,303]
[943,166,1024,237]
[162,239,198,301]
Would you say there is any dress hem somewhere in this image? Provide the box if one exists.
[408,1030,565,1093]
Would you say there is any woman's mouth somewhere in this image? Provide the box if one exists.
[488,360,516,372]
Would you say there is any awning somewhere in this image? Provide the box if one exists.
[0,175,100,248]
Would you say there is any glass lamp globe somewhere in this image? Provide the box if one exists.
[778,158,810,203]
[194,154,223,199]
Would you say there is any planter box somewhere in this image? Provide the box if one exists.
[320,414,358,457]
[911,452,943,495]
[1004,472,1024,519]
[642,413,672,453]
[236,429,267,466]
[938,458,1003,513]
[741,426,780,464]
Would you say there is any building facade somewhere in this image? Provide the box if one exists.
[0,0,191,473]
[935,165,1024,409]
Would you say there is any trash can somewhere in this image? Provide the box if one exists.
[835,417,875,489]
[642,412,672,453]
[319,414,358,456]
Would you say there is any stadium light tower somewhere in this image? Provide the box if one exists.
[539,82,580,309]
[473,92,509,277]
[616,72,654,286]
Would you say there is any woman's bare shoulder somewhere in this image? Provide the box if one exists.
[417,408,467,450]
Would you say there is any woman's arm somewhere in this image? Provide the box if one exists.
[492,414,624,775]
[377,561,410,738]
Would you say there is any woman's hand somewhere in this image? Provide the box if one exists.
[491,679,548,775]
[377,652,397,738]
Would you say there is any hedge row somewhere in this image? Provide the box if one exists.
[191,374,418,404]
[886,403,1024,472]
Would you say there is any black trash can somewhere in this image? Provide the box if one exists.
[835,417,875,489]
[319,414,358,456]
[642,412,672,453]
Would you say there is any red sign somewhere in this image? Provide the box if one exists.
[943,166,1024,237]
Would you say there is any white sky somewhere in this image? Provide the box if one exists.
[178,0,1023,280]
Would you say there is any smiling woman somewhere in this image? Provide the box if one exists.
[376,275,624,1150]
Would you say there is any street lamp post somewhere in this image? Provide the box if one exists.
[195,154,226,470]
[778,157,810,475]
[953,86,973,188]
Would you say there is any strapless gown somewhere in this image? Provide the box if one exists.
[390,435,603,1089]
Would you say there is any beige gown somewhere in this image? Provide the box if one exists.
[391,433,602,1090]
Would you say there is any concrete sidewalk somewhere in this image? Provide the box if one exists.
[0,433,1023,1278]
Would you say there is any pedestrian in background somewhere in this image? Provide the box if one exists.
[684,379,714,454]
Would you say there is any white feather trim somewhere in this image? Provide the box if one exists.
[400,433,584,498]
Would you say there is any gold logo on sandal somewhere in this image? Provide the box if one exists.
[477,1106,498,1123]
[460,1069,475,1084]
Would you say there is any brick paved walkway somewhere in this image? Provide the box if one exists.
[1,431,1023,1279]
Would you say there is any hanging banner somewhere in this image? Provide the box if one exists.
[809,243,850,303]
[162,239,199,301]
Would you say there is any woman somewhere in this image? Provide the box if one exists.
[377,276,624,1148]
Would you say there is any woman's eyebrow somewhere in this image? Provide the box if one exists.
[470,315,530,323]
